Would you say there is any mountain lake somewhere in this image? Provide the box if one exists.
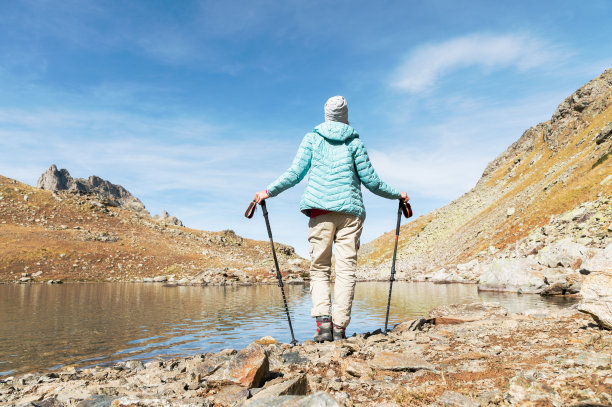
[0,281,578,378]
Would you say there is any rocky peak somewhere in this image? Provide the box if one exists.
[37,165,148,214]
[37,164,72,191]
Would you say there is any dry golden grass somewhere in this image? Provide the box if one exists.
[0,175,303,282]
[361,80,612,268]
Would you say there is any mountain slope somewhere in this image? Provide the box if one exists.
[0,174,307,283]
[360,68,612,276]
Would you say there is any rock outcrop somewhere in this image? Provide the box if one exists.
[153,210,183,226]
[37,164,148,213]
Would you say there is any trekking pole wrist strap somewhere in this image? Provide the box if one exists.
[245,200,257,219]
[400,201,413,218]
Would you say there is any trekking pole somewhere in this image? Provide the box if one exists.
[384,200,412,333]
[245,200,298,345]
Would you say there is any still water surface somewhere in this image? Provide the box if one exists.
[0,282,577,377]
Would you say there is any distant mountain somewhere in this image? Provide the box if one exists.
[0,171,307,283]
[359,67,612,279]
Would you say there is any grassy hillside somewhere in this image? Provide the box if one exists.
[0,175,306,282]
[360,68,612,273]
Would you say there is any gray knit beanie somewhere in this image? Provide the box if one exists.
[324,96,349,124]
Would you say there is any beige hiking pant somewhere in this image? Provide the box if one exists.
[308,212,364,328]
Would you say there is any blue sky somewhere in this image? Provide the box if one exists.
[1,1,611,257]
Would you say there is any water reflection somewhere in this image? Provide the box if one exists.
[0,282,576,377]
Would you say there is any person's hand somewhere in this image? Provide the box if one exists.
[400,192,410,203]
[254,190,269,204]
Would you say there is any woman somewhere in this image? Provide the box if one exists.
[254,96,409,342]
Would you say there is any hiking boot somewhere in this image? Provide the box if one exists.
[333,324,346,341]
[313,316,333,342]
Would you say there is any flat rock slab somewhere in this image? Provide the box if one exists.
[211,384,249,406]
[429,302,508,325]
[31,398,65,407]
[438,390,479,407]
[369,352,434,371]
[392,318,433,332]
[282,352,308,365]
[245,391,341,407]
[575,351,611,368]
[77,395,117,407]
[247,374,307,403]
[111,397,205,406]
[342,358,371,377]
[186,353,232,377]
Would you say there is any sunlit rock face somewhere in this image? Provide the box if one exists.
[37,164,148,214]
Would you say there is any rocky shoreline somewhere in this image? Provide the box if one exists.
[2,302,610,407]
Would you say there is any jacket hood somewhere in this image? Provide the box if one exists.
[313,121,359,142]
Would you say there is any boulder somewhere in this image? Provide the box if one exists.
[477,258,547,293]
[537,238,588,269]
[540,272,582,296]
[255,336,278,345]
[577,270,612,329]
[429,268,461,283]
[207,343,269,388]
[581,244,612,273]
[182,353,232,377]
[457,259,479,272]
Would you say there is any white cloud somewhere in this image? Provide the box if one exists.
[0,106,294,197]
[392,33,562,93]
[369,146,483,200]
[366,86,570,202]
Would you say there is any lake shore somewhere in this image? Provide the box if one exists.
[2,302,610,407]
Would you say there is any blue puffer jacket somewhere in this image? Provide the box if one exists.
[266,121,400,219]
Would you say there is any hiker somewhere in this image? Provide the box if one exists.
[253,96,409,342]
